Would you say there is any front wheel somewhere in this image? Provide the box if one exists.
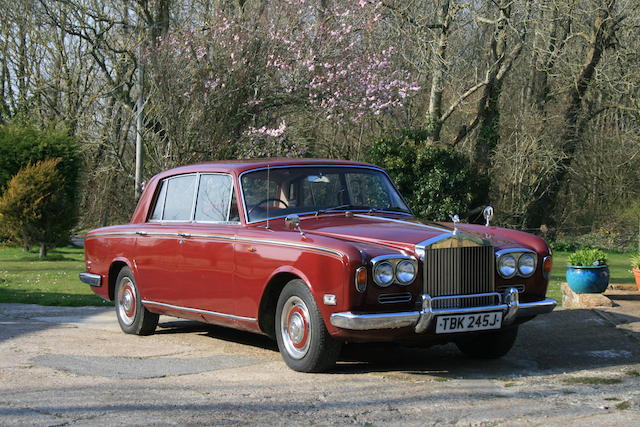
[275,279,341,372]
[455,326,518,359]
[115,267,159,336]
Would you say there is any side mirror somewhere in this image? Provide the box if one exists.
[483,206,494,227]
[284,214,300,230]
[285,214,305,237]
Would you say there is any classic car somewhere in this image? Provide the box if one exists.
[80,159,557,372]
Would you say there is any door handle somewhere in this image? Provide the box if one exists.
[177,232,191,238]
[135,231,148,236]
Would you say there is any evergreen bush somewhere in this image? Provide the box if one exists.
[0,159,76,257]
[367,130,486,221]
[0,124,79,197]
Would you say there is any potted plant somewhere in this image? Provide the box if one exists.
[631,254,640,291]
[566,249,609,294]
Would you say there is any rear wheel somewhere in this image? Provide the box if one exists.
[275,279,341,372]
[115,267,158,335]
[455,326,518,359]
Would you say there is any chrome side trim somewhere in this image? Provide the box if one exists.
[79,272,102,287]
[353,214,448,232]
[187,233,235,241]
[141,300,257,323]
[235,236,344,258]
[86,231,139,238]
[87,231,342,258]
[330,289,557,332]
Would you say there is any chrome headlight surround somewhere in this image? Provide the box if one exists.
[371,255,418,287]
[373,261,394,287]
[496,248,537,279]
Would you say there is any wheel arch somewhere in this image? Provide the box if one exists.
[258,269,310,338]
[108,258,134,301]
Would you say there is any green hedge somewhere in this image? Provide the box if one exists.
[367,129,486,221]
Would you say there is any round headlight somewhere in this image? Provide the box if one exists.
[518,253,536,277]
[373,262,394,287]
[498,254,517,278]
[396,260,416,285]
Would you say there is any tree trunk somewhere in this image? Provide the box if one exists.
[525,0,618,230]
[39,243,47,259]
[425,0,450,144]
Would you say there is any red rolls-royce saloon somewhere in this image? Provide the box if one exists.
[80,159,556,372]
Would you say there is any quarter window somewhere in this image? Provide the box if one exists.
[149,180,167,221]
[162,175,196,221]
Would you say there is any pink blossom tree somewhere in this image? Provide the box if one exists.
[146,0,418,163]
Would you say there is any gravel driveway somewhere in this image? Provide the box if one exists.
[0,299,639,426]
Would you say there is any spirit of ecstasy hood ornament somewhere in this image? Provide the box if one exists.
[483,206,494,227]
[450,214,460,235]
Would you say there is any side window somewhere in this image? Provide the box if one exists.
[149,180,167,221]
[195,174,234,222]
[163,175,196,221]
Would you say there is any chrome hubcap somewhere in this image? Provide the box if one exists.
[122,291,133,312]
[280,296,311,360]
[117,277,136,326]
[289,312,305,344]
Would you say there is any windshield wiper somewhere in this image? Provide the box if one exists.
[315,204,369,216]
[383,206,412,214]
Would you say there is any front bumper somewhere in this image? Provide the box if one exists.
[330,288,557,333]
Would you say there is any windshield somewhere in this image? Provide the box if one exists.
[241,166,410,222]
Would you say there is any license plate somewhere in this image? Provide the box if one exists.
[435,312,502,334]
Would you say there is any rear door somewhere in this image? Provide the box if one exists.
[134,174,197,304]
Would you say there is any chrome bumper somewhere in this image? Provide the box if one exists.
[330,288,557,333]
[79,272,102,287]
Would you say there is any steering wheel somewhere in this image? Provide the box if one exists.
[248,198,288,215]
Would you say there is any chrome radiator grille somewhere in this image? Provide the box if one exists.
[423,246,495,308]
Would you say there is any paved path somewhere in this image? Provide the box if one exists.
[0,292,639,426]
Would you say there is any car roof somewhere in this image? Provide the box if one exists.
[153,158,382,179]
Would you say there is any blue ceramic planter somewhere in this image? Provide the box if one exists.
[566,265,609,294]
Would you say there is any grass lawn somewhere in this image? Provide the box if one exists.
[546,251,636,302]
[0,246,112,306]
[0,246,635,307]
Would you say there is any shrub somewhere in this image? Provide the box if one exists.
[0,159,76,257]
[630,254,640,271]
[0,124,79,196]
[550,229,634,253]
[567,249,608,267]
[549,240,579,252]
[367,130,486,221]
